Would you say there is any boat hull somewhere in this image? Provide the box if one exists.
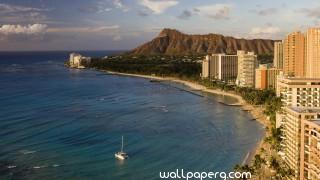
[115,153,128,160]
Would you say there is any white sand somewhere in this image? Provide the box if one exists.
[105,71,244,105]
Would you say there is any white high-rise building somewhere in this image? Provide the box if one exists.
[236,51,258,87]
[69,53,91,69]
[276,75,320,108]
[201,53,238,83]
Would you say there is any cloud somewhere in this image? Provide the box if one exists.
[297,7,320,19]
[47,25,122,42]
[249,26,281,39]
[0,3,47,13]
[0,3,50,24]
[113,0,123,8]
[139,0,179,14]
[112,35,122,41]
[0,24,48,35]
[1,12,48,24]
[112,0,129,12]
[48,25,120,33]
[251,8,278,16]
[78,6,112,13]
[194,4,231,20]
[193,8,200,12]
[177,10,192,20]
[138,10,149,17]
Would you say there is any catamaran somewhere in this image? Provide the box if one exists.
[115,136,128,160]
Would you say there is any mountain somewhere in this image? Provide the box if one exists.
[130,28,276,55]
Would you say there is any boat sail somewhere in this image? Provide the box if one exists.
[115,136,128,160]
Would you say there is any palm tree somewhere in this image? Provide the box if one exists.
[253,154,266,170]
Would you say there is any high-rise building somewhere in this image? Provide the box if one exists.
[201,53,238,83]
[202,51,257,86]
[300,118,320,180]
[255,64,281,90]
[280,107,306,179]
[279,107,320,179]
[276,28,320,180]
[274,41,284,69]
[267,68,282,90]
[283,32,305,77]
[236,50,258,87]
[306,28,320,78]
[69,53,91,69]
[276,75,320,179]
[276,75,320,108]
[255,64,268,89]
[202,55,210,78]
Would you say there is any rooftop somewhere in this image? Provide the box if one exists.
[289,106,320,114]
[312,120,320,125]
[279,76,320,82]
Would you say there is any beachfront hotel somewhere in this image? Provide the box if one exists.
[283,31,305,77]
[274,41,284,69]
[236,51,258,88]
[280,107,309,179]
[201,53,238,83]
[301,118,320,180]
[278,107,320,180]
[255,64,281,90]
[276,28,320,179]
[69,53,91,69]
[276,76,320,180]
[201,50,257,87]
[276,75,320,108]
[201,56,210,78]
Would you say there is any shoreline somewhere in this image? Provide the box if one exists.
[99,69,270,165]
[104,70,245,104]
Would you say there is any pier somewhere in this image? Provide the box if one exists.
[218,101,242,106]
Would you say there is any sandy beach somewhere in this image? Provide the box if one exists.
[103,70,270,165]
[105,71,245,104]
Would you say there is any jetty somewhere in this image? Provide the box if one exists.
[218,101,242,106]
[150,79,162,83]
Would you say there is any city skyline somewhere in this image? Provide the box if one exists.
[1,0,320,51]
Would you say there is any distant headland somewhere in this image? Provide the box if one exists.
[130,28,276,55]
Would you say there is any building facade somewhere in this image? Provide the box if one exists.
[279,107,320,179]
[306,28,320,78]
[283,32,305,77]
[276,75,320,179]
[255,64,281,90]
[201,55,210,78]
[255,64,268,89]
[236,50,258,87]
[276,75,320,108]
[69,53,91,69]
[274,41,284,69]
[300,118,320,180]
[276,28,320,180]
[280,107,306,179]
[201,53,238,83]
[267,68,282,90]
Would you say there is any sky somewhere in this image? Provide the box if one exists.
[0,0,320,51]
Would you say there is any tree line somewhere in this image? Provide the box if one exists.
[87,57,202,79]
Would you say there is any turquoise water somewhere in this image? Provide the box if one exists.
[0,51,263,179]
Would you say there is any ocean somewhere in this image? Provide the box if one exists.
[0,51,263,179]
